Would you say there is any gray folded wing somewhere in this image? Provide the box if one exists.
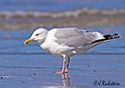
[54,28,104,48]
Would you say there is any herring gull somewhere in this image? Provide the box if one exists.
[24,27,120,74]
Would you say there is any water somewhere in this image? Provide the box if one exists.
[0,25,125,88]
[0,0,124,11]
[0,0,124,30]
[0,0,125,87]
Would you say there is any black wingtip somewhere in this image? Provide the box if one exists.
[114,34,118,36]
[91,33,120,44]
[103,33,120,40]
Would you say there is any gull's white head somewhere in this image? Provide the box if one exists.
[24,28,48,45]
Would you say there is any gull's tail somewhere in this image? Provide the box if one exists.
[92,33,120,44]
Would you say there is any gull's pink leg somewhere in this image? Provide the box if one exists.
[65,57,70,73]
[54,57,66,74]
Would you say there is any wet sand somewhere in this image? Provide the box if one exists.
[0,25,125,88]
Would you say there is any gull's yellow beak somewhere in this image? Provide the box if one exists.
[24,38,34,45]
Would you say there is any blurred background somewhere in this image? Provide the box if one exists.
[0,0,124,30]
[0,0,125,88]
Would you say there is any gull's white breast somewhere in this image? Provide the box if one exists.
[41,29,74,57]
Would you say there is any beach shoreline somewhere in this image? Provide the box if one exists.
[0,8,125,30]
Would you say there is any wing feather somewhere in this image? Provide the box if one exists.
[54,28,104,48]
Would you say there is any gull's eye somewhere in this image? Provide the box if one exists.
[36,34,39,36]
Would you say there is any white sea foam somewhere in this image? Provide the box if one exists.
[0,8,124,19]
